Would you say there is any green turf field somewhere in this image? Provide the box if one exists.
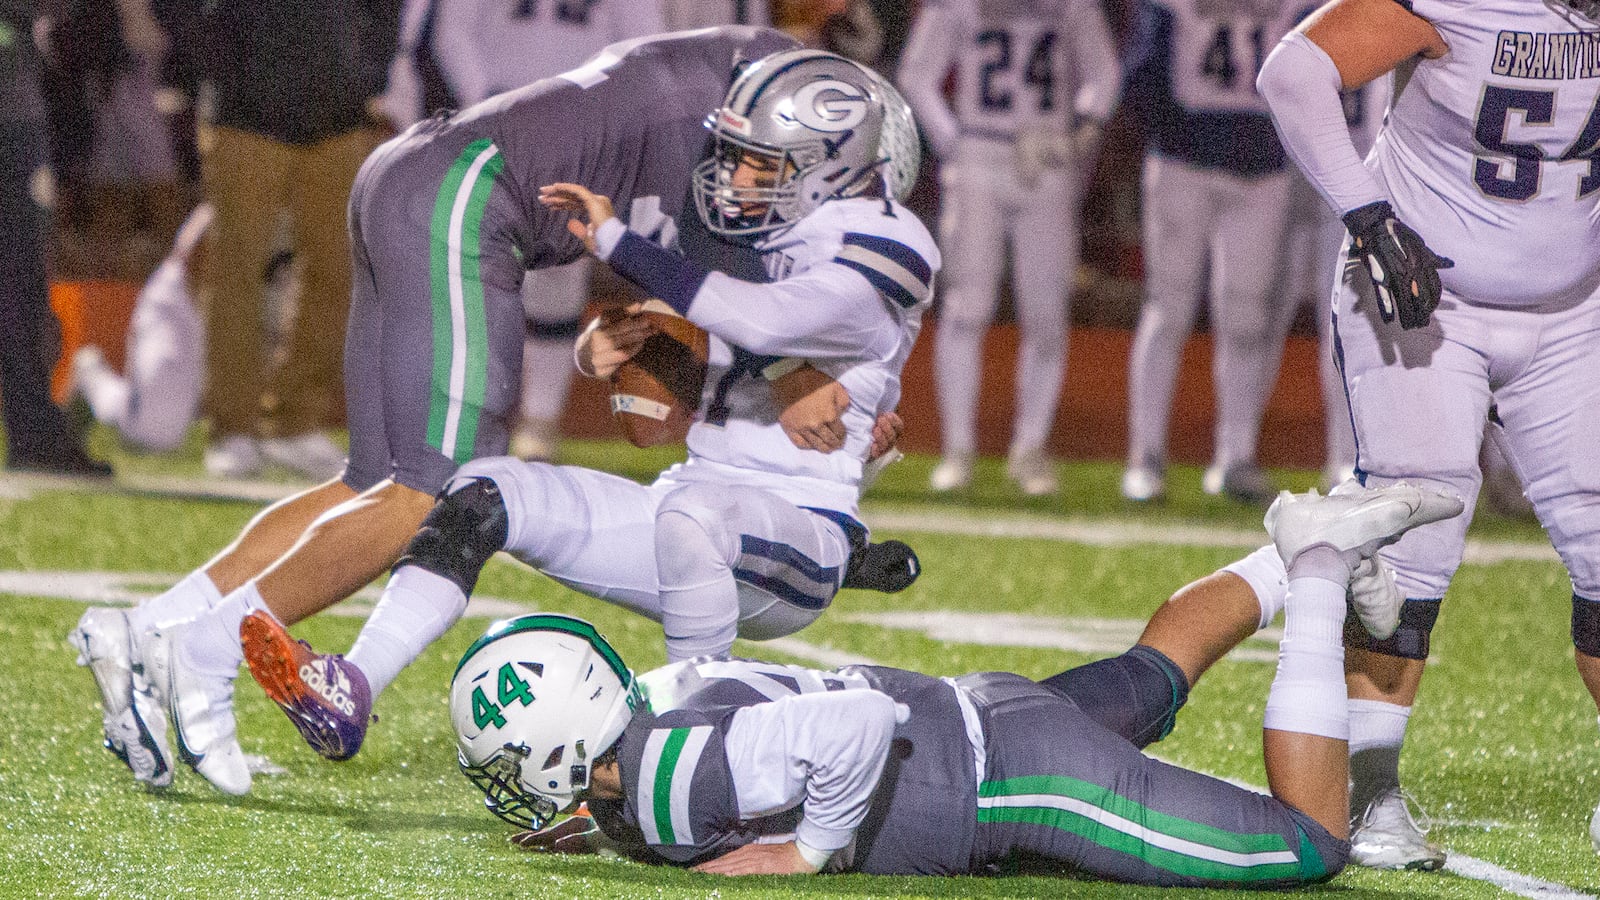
[2,433,1595,898]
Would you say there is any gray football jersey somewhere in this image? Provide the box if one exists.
[441,25,797,271]
[589,659,977,873]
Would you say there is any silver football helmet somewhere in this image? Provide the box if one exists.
[449,614,640,830]
[1547,0,1599,26]
[695,49,891,238]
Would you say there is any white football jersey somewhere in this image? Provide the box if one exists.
[898,0,1120,151]
[1372,0,1600,306]
[662,198,939,517]
[1161,0,1304,114]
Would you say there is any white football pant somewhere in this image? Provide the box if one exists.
[454,455,854,662]
[1126,154,1292,472]
[934,137,1081,458]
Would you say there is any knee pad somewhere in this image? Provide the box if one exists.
[1573,595,1600,657]
[1342,598,1441,660]
[395,476,509,595]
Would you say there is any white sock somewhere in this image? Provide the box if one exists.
[181,582,267,676]
[1223,544,1289,629]
[1264,550,1349,740]
[347,567,469,698]
[129,570,224,634]
[933,317,985,457]
[1348,699,1411,755]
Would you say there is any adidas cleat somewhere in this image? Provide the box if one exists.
[241,611,373,761]
[143,622,252,795]
[68,607,174,788]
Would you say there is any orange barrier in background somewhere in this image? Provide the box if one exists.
[48,280,140,404]
[51,280,1331,469]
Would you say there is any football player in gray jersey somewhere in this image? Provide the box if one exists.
[451,481,1463,886]
[66,27,817,797]
[235,48,935,767]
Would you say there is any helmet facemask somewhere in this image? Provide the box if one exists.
[1547,0,1600,27]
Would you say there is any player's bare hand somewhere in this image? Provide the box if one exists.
[774,363,849,453]
[691,841,818,876]
[869,411,902,462]
[576,303,657,378]
[509,816,599,855]
[538,182,618,253]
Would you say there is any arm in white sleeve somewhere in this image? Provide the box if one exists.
[596,227,903,360]
[382,0,436,126]
[895,5,960,158]
[722,690,901,863]
[1069,0,1121,125]
[431,3,492,105]
[1256,32,1388,216]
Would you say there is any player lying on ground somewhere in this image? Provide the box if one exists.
[64,28,917,796]
[1257,0,1600,865]
[448,482,1464,885]
[224,49,936,763]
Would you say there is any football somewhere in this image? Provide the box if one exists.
[609,300,709,448]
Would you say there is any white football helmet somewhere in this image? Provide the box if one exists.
[449,614,640,829]
[694,49,890,238]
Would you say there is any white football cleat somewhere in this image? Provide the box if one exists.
[1006,447,1058,497]
[929,453,973,493]
[259,431,346,482]
[1203,461,1277,507]
[68,607,174,788]
[510,416,561,463]
[142,622,252,795]
[1265,482,1465,573]
[1120,464,1166,503]
[1347,556,1404,641]
[204,435,263,480]
[1350,788,1447,871]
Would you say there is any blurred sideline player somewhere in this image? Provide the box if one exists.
[451,484,1462,883]
[69,203,212,454]
[236,49,937,763]
[385,0,665,462]
[1119,0,1304,506]
[1258,0,1600,866]
[66,27,803,798]
[897,0,1119,496]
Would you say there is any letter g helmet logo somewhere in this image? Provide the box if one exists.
[789,80,870,132]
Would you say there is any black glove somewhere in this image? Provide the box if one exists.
[842,540,920,593]
[1342,200,1454,330]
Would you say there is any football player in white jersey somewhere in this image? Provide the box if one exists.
[386,0,667,463]
[1258,0,1600,867]
[1120,0,1307,505]
[69,204,212,454]
[234,50,939,763]
[897,0,1119,496]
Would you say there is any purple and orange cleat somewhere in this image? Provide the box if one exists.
[241,611,373,761]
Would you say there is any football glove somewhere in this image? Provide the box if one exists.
[510,815,599,854]
[1342,200,1454,330]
